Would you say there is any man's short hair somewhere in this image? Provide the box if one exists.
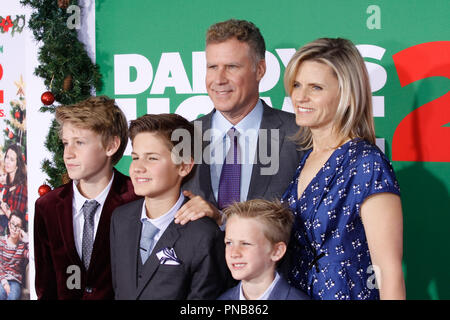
[206,19,266,62]
[128,113,197,182]
[223,199,294,245]
[55,96,128,166]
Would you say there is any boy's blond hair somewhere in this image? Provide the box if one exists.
[55,96,128,165]
[223,199,294,245]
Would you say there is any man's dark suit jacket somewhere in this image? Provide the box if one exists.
[217,274,310,300]
[182,100,303,205]
[34,169,139,299]
[110,198,230,300]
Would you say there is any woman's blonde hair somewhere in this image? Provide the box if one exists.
[284,38,375,149]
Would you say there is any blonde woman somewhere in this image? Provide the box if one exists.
[281,38,405,300]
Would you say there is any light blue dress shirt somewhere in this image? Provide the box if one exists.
[210,100,264,202]
[139,192,185,254]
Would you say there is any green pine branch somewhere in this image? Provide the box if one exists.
[21,0,102,188]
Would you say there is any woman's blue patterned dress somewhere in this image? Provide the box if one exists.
[281,139,400,300]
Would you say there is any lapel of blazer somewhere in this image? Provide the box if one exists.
[135,220,183,299]
[232,284,241,300]
[247,101,284,200]
[122,199,144,291]
[89,170,135,274]
[267,275,289,300]
[56,182,84,268]
[197,111,217,207]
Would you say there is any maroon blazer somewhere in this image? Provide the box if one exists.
[34,169,140,300]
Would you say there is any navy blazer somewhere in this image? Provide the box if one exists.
[217,275,310,300]
[110,198,231,300]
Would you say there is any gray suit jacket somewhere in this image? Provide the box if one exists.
[110,198,230,300]
[182,100,303,205]
[217,275,310,300]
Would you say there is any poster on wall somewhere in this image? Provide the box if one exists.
[0,13,29,300]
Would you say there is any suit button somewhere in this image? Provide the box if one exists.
[85,287,93,294]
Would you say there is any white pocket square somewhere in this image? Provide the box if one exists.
[156,247,181,265]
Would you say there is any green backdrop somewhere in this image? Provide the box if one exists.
[96,0,450,299]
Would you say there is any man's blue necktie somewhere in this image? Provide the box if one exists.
[217,127,241,210]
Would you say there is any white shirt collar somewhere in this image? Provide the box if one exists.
[140,192,185,231]
[239,272,281,300]
[212,99,264,137]
[73,171,115,216]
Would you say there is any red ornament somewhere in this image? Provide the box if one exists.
[41,91,55,105]
[38,184,52,196]
[8,131,13,139]
[15,111,20,119]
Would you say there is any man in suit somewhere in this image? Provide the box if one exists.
[175,19,302,225]
[34,97,139,299]
[110,114,229,299]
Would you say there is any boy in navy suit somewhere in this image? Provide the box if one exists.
[218,199,309,300]
[110,114,230,299]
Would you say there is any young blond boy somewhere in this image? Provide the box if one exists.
[218,199,309,300]
[34,96,139,299]
[110,113,230,300]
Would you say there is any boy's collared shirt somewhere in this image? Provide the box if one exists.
[139,192,185,255]
[239,272,281,300]
[72,172,114,259]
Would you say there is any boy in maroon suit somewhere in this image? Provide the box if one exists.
[34,96,139,299]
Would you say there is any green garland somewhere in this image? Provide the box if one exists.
[21,0,102,188]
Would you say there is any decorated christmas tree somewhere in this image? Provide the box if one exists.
[21,0,102,189]
[3,75,27,157]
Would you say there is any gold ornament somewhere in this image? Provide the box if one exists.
[57,0,70,9]
[63,74,73,91]
[61,172,71,184]
[14,75,25,97]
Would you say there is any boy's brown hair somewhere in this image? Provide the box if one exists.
[223,199,294,245]
[55,96,128,166]
[128,113,196,182]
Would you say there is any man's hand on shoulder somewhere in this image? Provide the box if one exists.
[175,190,222,226]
